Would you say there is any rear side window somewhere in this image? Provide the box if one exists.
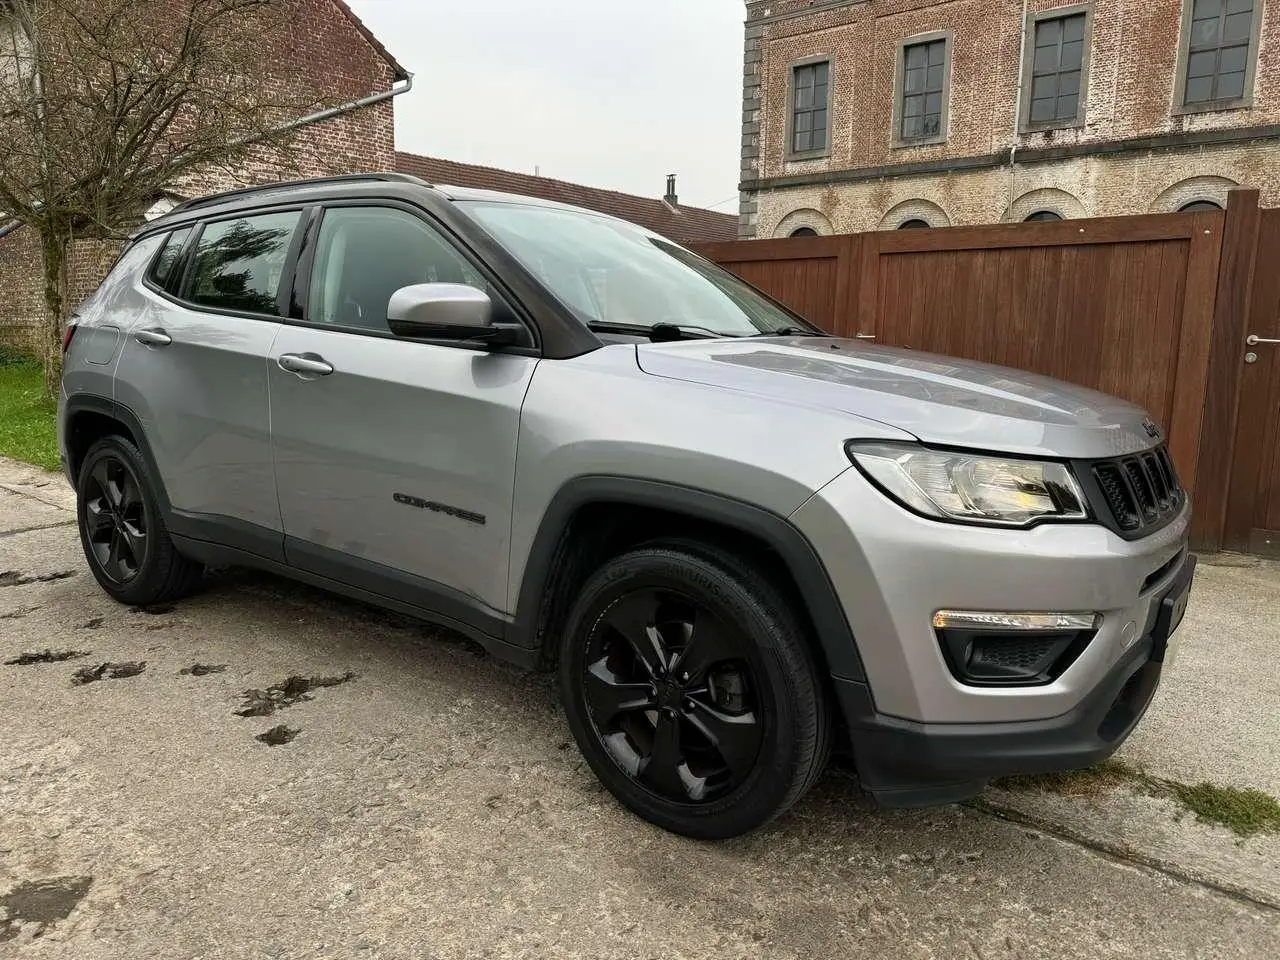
[146,227,192,292]
[187,211,301,316]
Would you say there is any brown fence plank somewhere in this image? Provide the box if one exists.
[875,212,1217,253]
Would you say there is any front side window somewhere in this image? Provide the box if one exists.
[146,226,192,292]
[1025,11,1088,128]
[464,202,818,338]
[308,206,492,333]
[790,60,830,157]
[187,211,301,315]
[1181,0,1257,107]
[898,36,949,143]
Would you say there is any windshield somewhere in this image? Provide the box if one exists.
[462,201,820,338]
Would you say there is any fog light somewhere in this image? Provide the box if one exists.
[932,610,1099,631]
[933,611,1100,687]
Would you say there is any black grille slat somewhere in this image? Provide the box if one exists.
[1095,463,1141,530]
[1142,453,1170,506]
[1088,443,1182,537]
[1124,459,1158,520]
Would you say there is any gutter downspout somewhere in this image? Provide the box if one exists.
[1008,0,1031,215]
[269,72,414,136]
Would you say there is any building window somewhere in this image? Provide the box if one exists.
[898,219,931,229]
[790,227,819,237]
[1022,7,1091,130]
[788,59,830,159]
[1176,0,1260,111]
[1025,210,1064,222]
[1180,200,1224,212]
[893,32,951,146]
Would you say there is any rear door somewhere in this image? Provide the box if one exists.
[267,203,537,619]
[114,209,305,559]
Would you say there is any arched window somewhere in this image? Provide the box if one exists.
[898,219,931,229]
[1179,200,1223,213]
[790,227,819,237]
[1024,210,1063,222]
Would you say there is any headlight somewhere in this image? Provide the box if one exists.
[846,442,1088,527]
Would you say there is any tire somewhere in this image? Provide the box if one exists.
[558,542,830,840]
[75,435,203,606]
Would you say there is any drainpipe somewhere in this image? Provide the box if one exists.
[269,73,414,136]
[1007,0,1031,215]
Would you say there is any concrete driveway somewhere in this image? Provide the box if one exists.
[1,457,1278,959]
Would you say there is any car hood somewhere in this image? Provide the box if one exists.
[634,337,1160,459]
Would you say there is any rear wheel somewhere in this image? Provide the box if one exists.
[76,436,203,605]
[559,543,829,839]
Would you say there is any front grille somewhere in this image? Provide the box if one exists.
[1087,445,1183,536]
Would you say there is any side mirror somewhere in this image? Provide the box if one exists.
[387,283,494,339]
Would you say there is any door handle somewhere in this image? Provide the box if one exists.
[855,333,876,340]
[277,353,334,377]
[1247,334,1280,346]
[134,327,172,347]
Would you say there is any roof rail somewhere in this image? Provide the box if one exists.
[170,173,430,214]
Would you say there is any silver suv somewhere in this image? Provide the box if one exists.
[58,173,1194,839]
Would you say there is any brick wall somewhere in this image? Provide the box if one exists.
[0,0,400,356]
[743,0,1280,235]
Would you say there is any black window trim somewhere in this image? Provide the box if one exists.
[141,202,310,323]
[285,198,541,356]
[892,30,952,148]
[785,55,833,162]
[1019,4,1092,133]
[1173,0,1262,115]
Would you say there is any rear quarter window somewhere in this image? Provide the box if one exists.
[145,227,193,292]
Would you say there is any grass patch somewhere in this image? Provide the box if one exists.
[0,358,58,471]
[996,758,1141,799]
[1168,782,1280,838]
[995,759,1280,839]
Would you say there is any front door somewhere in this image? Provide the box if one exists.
[268,204,537,620]
[1225,209,1280,557]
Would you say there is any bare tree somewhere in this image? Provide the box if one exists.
[0,0,333,392]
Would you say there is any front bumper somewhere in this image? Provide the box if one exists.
[833,586,1180,807]
[789,463,1193,805]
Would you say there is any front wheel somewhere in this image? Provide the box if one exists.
[558,543,830,839]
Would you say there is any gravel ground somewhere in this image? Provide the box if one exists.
[1,459,1278,959]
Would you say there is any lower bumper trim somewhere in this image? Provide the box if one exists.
[836,637,1163,808]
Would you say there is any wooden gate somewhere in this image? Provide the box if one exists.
[1221,208,1280,557]
[698,192,1276,553]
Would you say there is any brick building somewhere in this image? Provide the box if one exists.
[0,0,408,355]
[739,0,1280,238]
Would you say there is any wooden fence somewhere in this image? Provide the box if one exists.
[698,191,1280,555]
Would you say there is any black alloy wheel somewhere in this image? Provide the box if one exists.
[82,455,149,583]
[76,435,203,605]
[560,543,830,840]
[582,586,764,804]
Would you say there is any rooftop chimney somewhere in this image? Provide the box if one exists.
[664,174,678,206]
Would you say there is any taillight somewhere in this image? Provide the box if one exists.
[61,323,77,355]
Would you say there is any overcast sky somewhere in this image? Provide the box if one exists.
[344,0,745,211]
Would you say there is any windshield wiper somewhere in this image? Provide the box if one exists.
[750,326,825,338]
